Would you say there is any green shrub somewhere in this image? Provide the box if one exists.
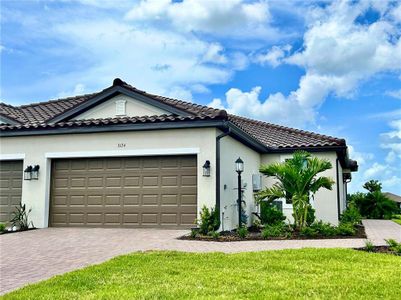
[237,226,248,238]
[260,202,286,225]
[365,240,375,252]
[385,239,401,254]
[0,223,5,232]
[300,226,318,237]
[208,231,220,239]
[310,221,337,236]
[336,222,356,236]
[340,206,362,226]
[306,205,316,226]
[198,205,220,235]
[261,222,288,239]
[11,202,34,230]
[190,228,198,238]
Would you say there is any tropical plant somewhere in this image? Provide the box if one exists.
[198,205,220,235]
[257,151,334,230]
[336,222,356,236]
[0,223,5,232]
[385,239,401,255]
[10,202,34,230]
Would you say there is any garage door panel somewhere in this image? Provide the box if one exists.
[50,156,197,228]
[0,160,23,224]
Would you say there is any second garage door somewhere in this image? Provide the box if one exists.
[50,156,197,228]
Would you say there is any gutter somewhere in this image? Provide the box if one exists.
[216,124,230,214]
[336,158,341,220]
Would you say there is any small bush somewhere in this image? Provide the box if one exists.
[190,228,198,238]
[340,206,362,226]
[336,222,356,236]
[385,239,401,254]
[0,223,5,232]
[260,202,286,225]
[261,223,288,239]
[11,202,34,230]
[198,205,220,235]
[237,226,248,238]
[365,240,375,252]
[310,221,337,236]
[208,231,220,239]
[300,226,318,237]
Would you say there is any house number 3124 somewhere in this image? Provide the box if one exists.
[118,143,126,148]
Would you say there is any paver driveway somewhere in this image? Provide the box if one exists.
[1,220,399,294]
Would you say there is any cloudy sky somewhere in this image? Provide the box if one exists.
[1,0,400,194]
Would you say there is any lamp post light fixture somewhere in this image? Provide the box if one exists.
[202,160,211,177]
[24,166,33,180]
[235,157,244,228]
[31,165,40,180]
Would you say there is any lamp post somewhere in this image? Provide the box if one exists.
[235,157,244,228]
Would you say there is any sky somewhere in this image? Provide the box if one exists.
[1,0,400,194]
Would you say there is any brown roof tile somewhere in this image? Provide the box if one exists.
[0,79,346,150]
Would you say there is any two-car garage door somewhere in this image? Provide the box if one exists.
[50,156,197,228]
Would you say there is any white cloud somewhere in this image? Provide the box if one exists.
[215,1,401,127]
[386,89,401,99]
[380,119,401,159]
[348,145,374,166]
[125,0,273,38]
[363,162,388,179]
[57,83,86,98]
[254,44,291,67]
[201,43,227,65]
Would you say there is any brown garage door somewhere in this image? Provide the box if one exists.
[0,160,23,224]
[50,156,197,228]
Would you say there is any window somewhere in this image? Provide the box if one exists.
[115,100,126,116]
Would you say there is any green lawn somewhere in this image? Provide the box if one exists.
[392,214,401,225]
[3,249,401,299]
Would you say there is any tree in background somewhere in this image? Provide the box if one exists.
[349,180,398,219]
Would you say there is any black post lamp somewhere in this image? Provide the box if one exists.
[235,157,244,227]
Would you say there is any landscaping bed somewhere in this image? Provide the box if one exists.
[355,245,401,256]
[180,224,366,242]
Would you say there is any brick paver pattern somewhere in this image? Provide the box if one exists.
[0,219,399,294]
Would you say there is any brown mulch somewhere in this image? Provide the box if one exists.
[179,225,366,242]
[354,246,401,256]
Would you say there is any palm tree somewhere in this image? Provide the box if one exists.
[257,151,334,230]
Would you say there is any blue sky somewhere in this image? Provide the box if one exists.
[1,0,400,193]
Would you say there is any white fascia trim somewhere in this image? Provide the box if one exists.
[0,153,25,160]
[45,148,200,158]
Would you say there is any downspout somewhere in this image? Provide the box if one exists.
[216,126,231,215]
[336,158,341,220]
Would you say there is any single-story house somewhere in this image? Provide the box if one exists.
[0,78,358,230]
[384,192,401,210]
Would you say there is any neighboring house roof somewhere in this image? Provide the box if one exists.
[0,78,353,161]
[384,192,401,203]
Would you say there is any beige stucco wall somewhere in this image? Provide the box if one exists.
[76,95,169,119]
[0,128,217,228]
[261,151,342,225]
[219,134,261,231]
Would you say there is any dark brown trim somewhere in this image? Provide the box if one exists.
[336,158,341,220]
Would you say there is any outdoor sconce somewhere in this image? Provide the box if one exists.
[24,165,40,180]
[24,166,33,180]
[202,160,211,177]
[32,165,40,180]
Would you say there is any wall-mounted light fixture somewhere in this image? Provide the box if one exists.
[32,165,40,180]
[202,160,211,177]
[24,166,33,180]
[24,165,40,180]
